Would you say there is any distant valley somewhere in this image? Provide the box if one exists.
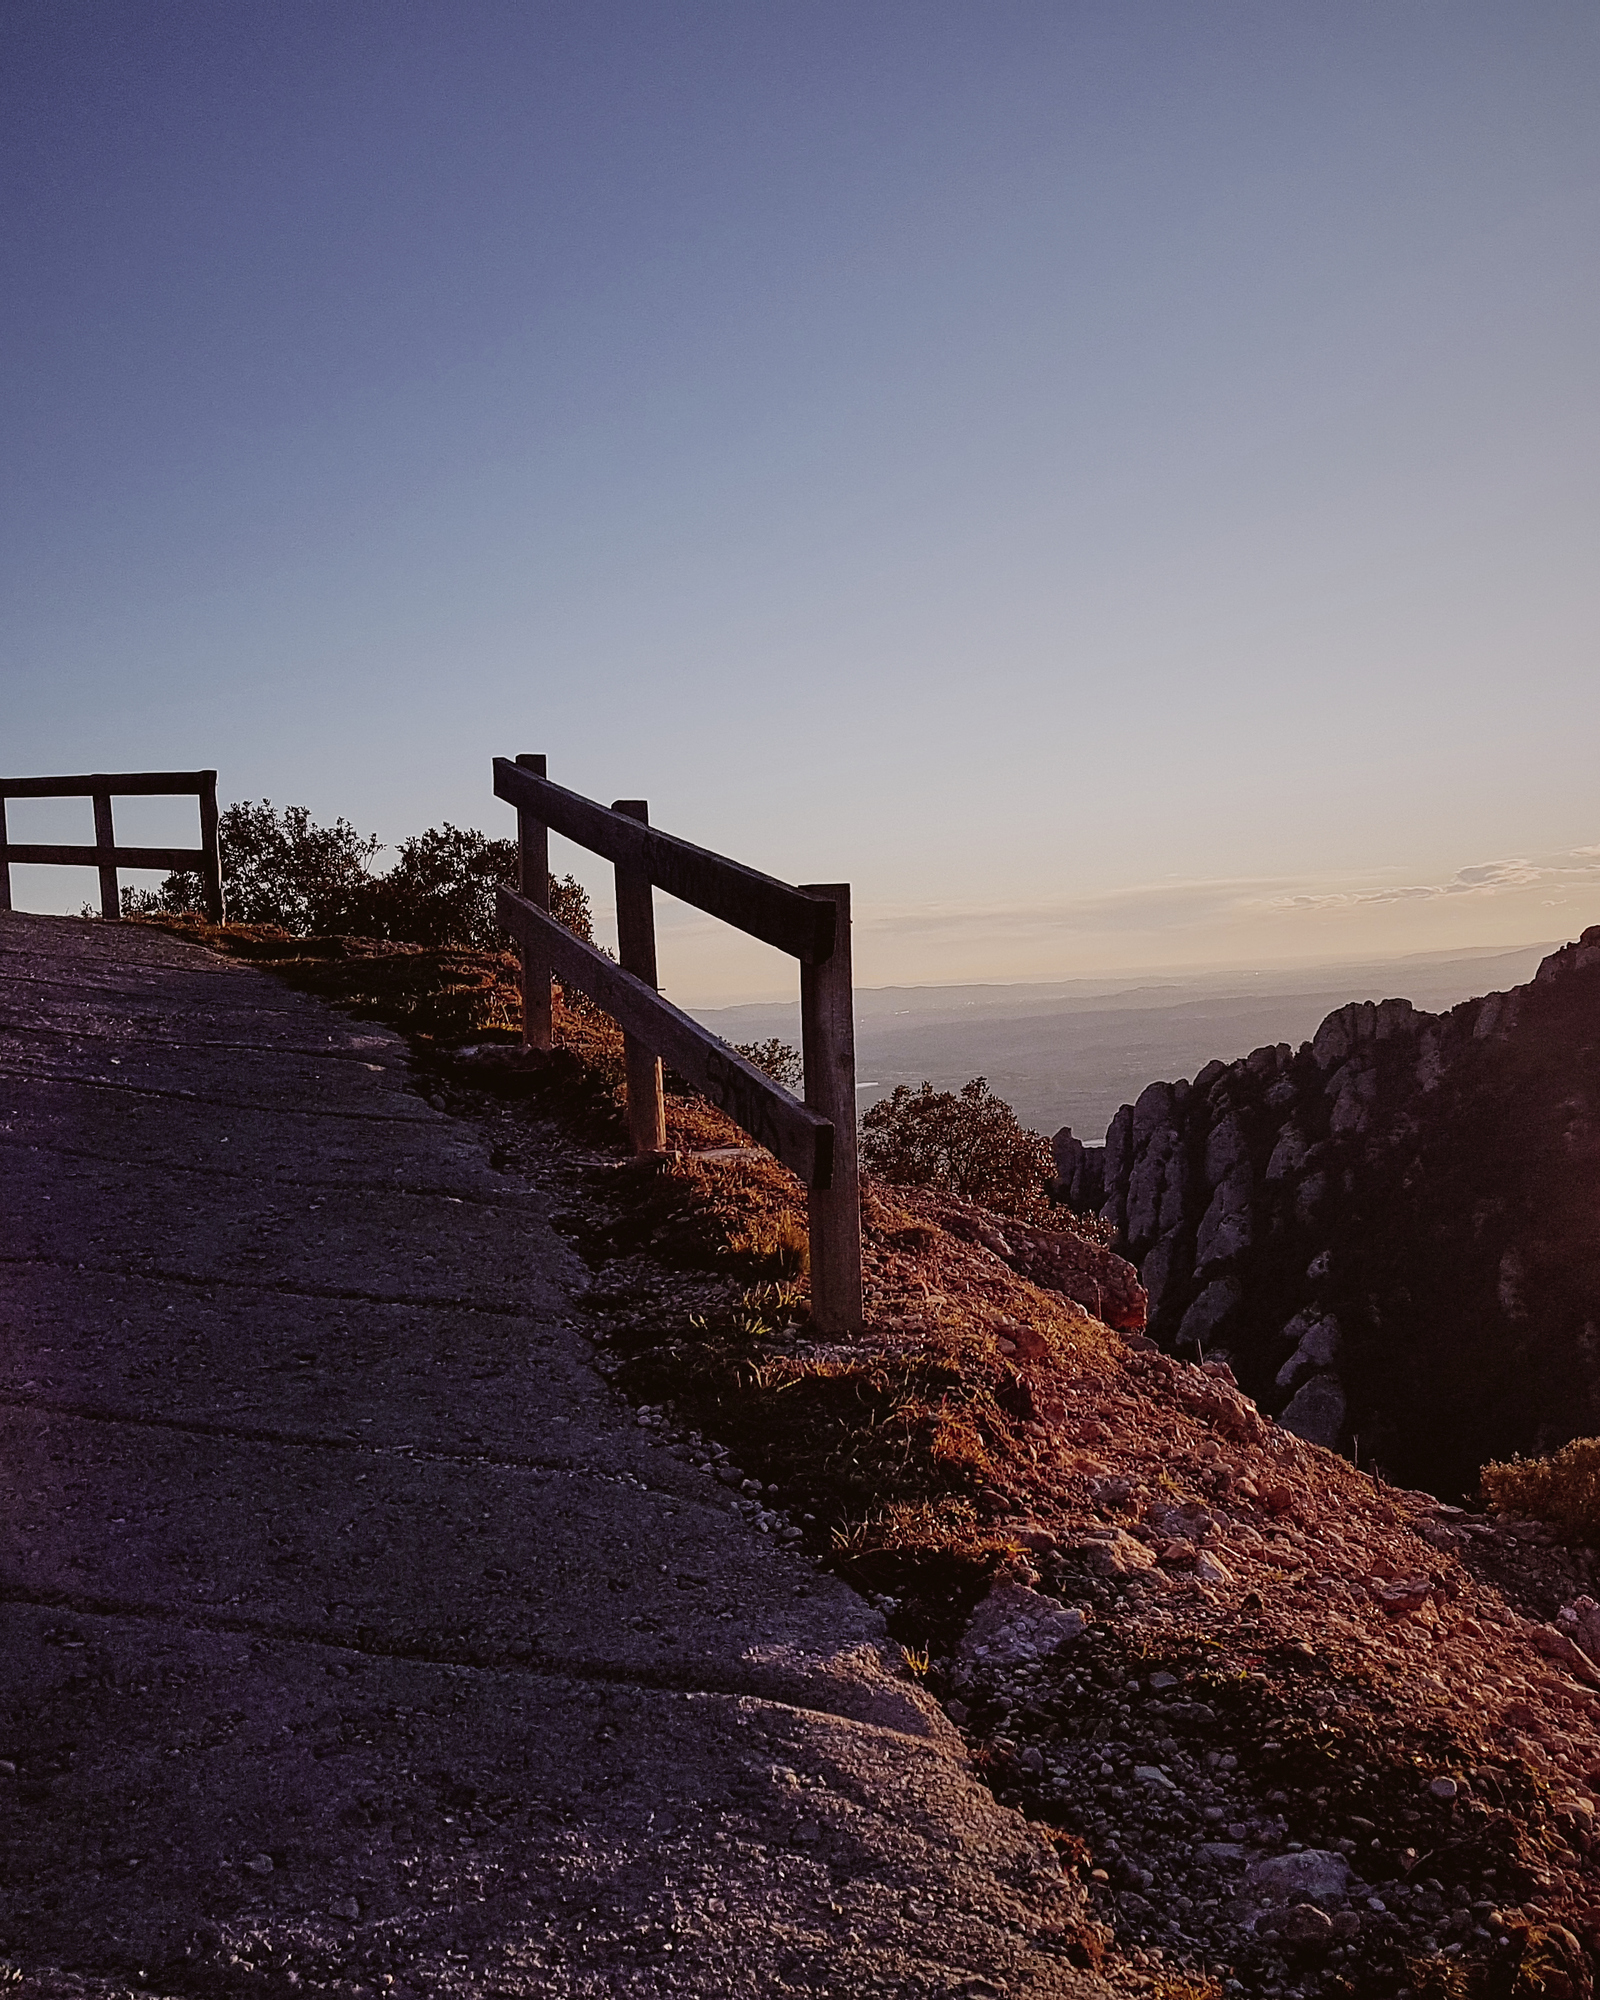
[691,943,1554,1141]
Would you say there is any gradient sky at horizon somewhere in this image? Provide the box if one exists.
[5,2,1598,1005]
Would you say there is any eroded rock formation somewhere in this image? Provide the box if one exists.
[1084,927,1600,1493]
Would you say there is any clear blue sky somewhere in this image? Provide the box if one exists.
[5,2,1597,1002]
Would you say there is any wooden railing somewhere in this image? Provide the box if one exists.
[493,753,863,1332]
[0,770,225,923]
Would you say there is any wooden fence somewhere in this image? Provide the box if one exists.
[493,754,862,1332]
[0,770,225,923]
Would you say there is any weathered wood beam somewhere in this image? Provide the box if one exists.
[1,844,211,871]
[492,759,836,965]
[0,771,216,800]
[496,885,834,1188]
[611,799,668,1156]
[800,883,863,1332]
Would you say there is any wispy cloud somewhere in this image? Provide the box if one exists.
[1264,845,1600,914]
[650,840,1600,1002]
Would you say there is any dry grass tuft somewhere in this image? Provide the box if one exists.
[1482,1436,1600,1544]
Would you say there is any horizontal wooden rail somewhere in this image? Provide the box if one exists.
[0,769,219,801]
[0,768,223,923]
[496,885,834,1188]
[493,758,836,965]
[497,751,861,1331]
[5,843,210,872]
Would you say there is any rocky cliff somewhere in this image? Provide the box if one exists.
[1064,926,1600,1497]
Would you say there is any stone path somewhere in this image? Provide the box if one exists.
[0,913,1106,1998]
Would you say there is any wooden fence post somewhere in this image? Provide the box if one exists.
[799,883,862,1332]
[198,770,225,923]
[515,753,553,1051]
[92,787,118,920]
[611,800,667,1155]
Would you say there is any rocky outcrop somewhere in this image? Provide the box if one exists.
[1050,1125,1105,1213]
[925,1193,1147,1331]
[1093,926,1600,1495]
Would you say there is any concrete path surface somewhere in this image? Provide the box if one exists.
[0,913,1108,1998]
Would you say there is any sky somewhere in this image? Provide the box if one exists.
[4,2,1597,1006]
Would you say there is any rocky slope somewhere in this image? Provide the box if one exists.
[1059,927,1600,1498]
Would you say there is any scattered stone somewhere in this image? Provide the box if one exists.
[1375,1577,1435,1616]
[1134,1765,1177,1791]
[1530,1622,1600,1684]
[959,1583,1087,1666]
[1072,1530,1157,1578]
[1248,1850,1351,1907]
[1274,1903,1335,1946]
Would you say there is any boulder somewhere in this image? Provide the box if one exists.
[1196,1168,1253,1270]
[1131,1079,1177,1149]
[1203,1114,1249,1189]
[1177,1278,1243,1351]
[1248,1849,1351,1908]
[1100,1104,1134,1232]
[959,1583,1087,1667]
[1276,1314,1341,1389]
[919,1196,1148,1331]
[1071,1529,1157,1577]
[1559,1596,1600,1665]
[1049,1127,1105,1213]
[1278,1373,1346,1448]
[1265,1123,1308,1181]
[1140,1226,1191,1323]
[1003,1219,1147,1331]
[1530,1623,1600,1685]
[1125,1126,1180,1250]
[1174,1371,1266,1445]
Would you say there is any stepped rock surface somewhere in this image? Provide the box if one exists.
[0,912,1107,1999]
[1085,927,1600,1495]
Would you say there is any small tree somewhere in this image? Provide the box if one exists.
[859,1077,1055,1217]
[124,799,380,931]
[354,823,593,951]
[734,1039,803,1090]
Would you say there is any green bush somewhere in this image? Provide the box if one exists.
[859,1077,1056,1218]
[1481,1437,1600,1542]
[124,799,592,948]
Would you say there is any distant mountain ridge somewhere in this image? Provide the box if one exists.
[1077,927,1600,1497]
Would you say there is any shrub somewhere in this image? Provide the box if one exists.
[1481,1437,1600,1542]
[124,799,592,948]
[354,822,593,950]
[734,1039,803,1091]
[124,799,380,931]
[859,1077,1056,1218]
